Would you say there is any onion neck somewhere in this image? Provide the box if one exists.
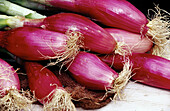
[0,16,45,29]
[23,18,45,28]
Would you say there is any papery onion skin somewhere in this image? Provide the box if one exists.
[67,51,119,90]
[99,53,170,90]
[105,28,153,53]
[0,27,69,60]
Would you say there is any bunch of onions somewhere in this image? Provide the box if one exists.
[1,13,154,56]
[0,58,34,110]
[0,0,169,110]
[28,0,170,58]
[24,61,76,111]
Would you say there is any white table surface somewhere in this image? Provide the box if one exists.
[31,81,170,111]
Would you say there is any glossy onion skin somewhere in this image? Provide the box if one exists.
[0,59,20,96]
[23,13,117,54]
[105,28,153,53]
[99,53,170,90]
[67,51,119,90]
[38,0,149,34]
[24,62,63,103]
[0,27,68,60]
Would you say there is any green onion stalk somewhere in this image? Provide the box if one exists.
[0,0,46,19]
[8,0,56,11]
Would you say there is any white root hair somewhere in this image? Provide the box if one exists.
[146,5,170,59]
[106,57,133,100]
[41,88,76,111]
[39,29,84,69]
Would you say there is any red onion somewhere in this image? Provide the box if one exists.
[0,59,33,110]
[99,53,170,90]
[24,62,76,111]
[0,27,80,64]
[105,28,153,55]
[67,51,132,99]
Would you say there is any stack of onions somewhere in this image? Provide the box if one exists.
[28,0,169,58]
[0,0,169,110]
[0,12,154,55]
